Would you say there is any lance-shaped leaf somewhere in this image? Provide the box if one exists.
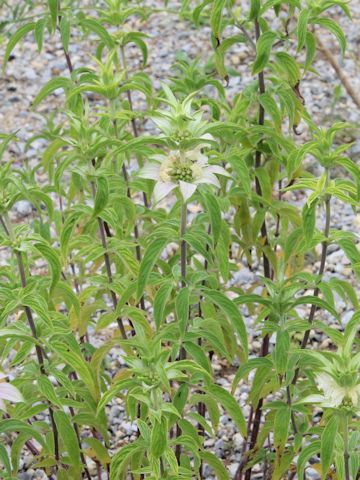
[211,0,226,42]
[32,77,73,108]
[33,242,61,292]
[137,237,167,300]
[297,441,320,478]
[54,411,81,470]
[93,176,109,217]
[200,451,230,479]
[79,17,115,49]
[150,417,168,458]
[3,23,36,70]
[253,31,278,74]
[176,287,189,336]
[312,17,346,54]
[205,383,247,438]
[203,288,248,358]
[48,0,58,32]
[321,415,339,479]
[200,190,222,245]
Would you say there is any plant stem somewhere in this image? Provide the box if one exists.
[97,210,127,340]
[175,202,188,462]
[344,415,350,480]
[119,44,149,207]
[180,202,187,289]
[0,214,61,467]
[196,225,211,480]
[316,33,360,109]
[286,386,298,434]
[112,118,146,312]
[237,19,272,480]
[292,195,331,385]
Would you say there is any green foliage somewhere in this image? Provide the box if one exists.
[0,0,358,479]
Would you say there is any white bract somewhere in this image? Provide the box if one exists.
[301,351,360,411]
[140,146,229,203]
[0,373,23,411]
[139,84,229,202]
[312,371,360,409]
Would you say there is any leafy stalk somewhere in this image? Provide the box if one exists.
[92,180,127,340]
[292,192,331,385]
[239,19,273,480]
[175,201,188,462]
[343,414,350,480]
[0,214,60,468]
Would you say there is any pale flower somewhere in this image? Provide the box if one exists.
[314,372,360,408]
[0,373,23,411]
[140,146,229,203]
[300,355,360,411]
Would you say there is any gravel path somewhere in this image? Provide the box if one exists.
[0,1,359,479]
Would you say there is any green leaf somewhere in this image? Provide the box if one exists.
[297,440,320,478]
[3,23,36,70]
[297,9,310,51]
[51,341,98,400]
[321,415,339,479]
[60,212,79,258]
[184,341,212,373]
[93,177,109,217]
[137,237,167,300]
[60,16,70,54]
[292,296,338,319]
[232,357,273,393]
[0,444,11,475]
[176,287,189,336]
[210,0,226,41]
[150,417,168,458]
[84,437,111,464]
[0,419,46,448]
[38,375,61,407]
[110,442,144,480]
[34,242,61,292]
[204,289,248,358]
[54,411,81,470]
[253,31,277,74]
[259,92,282,131]
[48,0,58,32]
[215,34,246,79]
[200,451,230,480]
[274,330,290,376]
[313,17,346,54]
[302,201,317,243]
[34,18,46,52]
[249,0,261,20]
[80,17,114,49]
[275,52,300,86]
[200,190,222,245]
[304,31,316,72]
[274,406,290,455]
[153,282,173,330]
[32,77,72,108]
[205,384,247,438]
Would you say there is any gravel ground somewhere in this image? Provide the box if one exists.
[0,1,359,479]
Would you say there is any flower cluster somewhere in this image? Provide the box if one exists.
[140,145,229,203]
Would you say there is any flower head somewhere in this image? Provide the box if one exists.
[300,351,360,411]
[140,145,229,203]
[0,373,23,411]
[314,371,360,409]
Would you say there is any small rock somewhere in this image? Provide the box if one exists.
[229,463,239,477]
[232,432,243,450]
[342,310,354,326]
[14,200,33,217]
